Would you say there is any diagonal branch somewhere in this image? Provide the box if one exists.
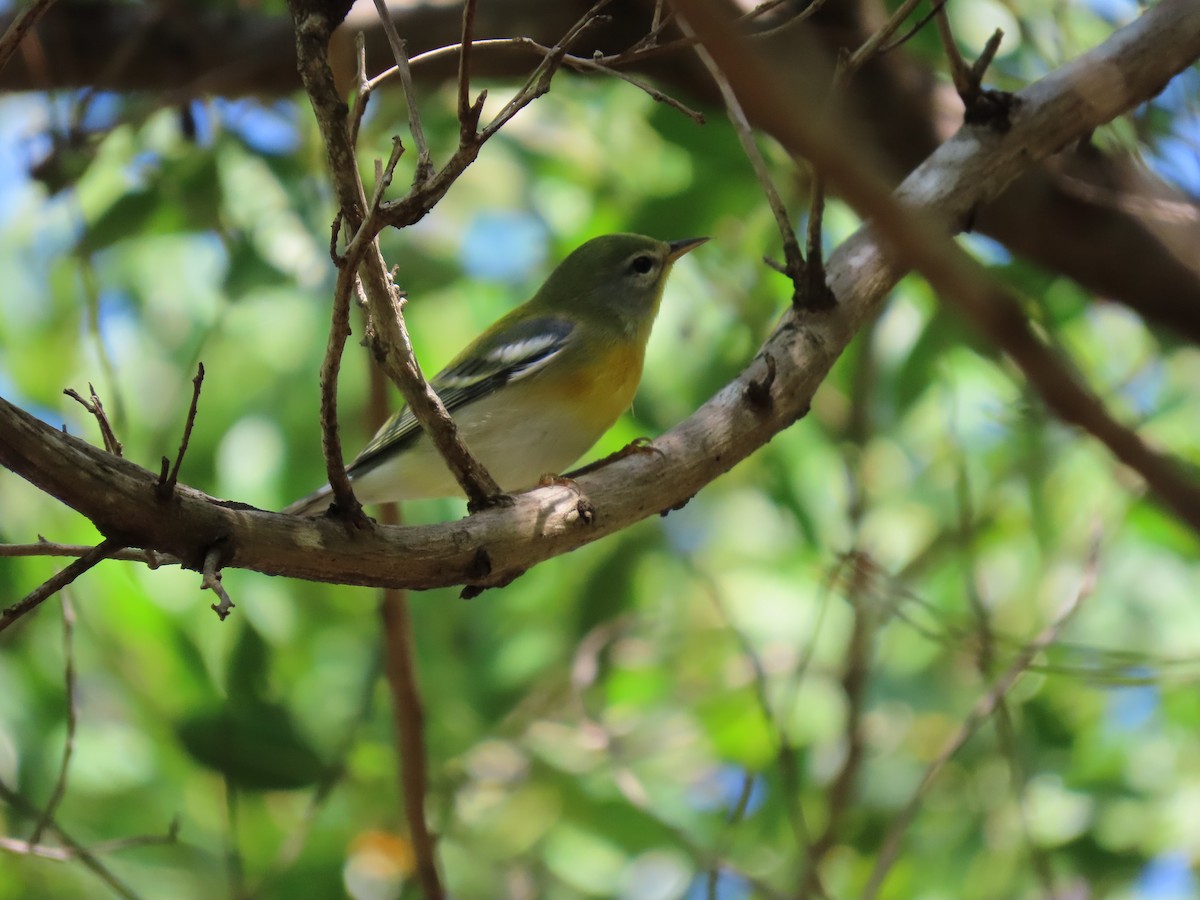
[670,0,1200,534]
[0,538,122,633]
[287,0,502,512]
[1,0,1197,590]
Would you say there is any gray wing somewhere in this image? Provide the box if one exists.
[347,316,575,477]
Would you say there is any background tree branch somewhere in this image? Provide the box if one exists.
[2,0,1196,591]
[4,0,1199,341]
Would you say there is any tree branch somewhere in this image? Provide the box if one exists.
[1,0,1198,590]
[4,1,1199,341]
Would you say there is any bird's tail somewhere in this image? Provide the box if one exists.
[281,484,335,517]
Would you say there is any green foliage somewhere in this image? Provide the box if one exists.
[1,9,1199,899]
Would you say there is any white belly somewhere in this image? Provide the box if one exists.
[350,394,605,503]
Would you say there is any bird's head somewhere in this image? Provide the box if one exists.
[532,233,708,337]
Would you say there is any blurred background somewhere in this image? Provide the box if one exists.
[1,0,1199,897]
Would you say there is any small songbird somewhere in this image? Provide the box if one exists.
[284,233,707,516]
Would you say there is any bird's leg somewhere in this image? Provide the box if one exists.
[566,437,664,478]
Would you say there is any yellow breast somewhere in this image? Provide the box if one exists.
[526,340,645,434]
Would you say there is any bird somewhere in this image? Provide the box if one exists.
[284,233,707,516]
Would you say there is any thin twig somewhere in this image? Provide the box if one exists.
[371,0,434,183]
[319,234,365,521]
[0,776,147,900]
[202,545,235,621]
[0,538,120,634]
[0,0,58,76]
[0,542,172,568]
[669,0,1200,537]
[457,0,481,139]
[970,30,1005,87]
[28,592,77,844]
[934,5,972,97]
[842,0,925,75]
[365,30,706,126]
[64,383,123,456]
[751,0,832,39]
[368,358,444,900]
[877,0,947,56]
[677,13,804,294]
[381,588,443,900]
[0,825,178,861]
[157,362,204,500]
[289,0,506,511]
[349,31,371,151]
[552,46,704,124]
[481,1,612,139]
[861,535,1102,900]
[935,6,1005,112]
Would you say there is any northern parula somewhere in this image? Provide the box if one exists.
[285,233,706,515]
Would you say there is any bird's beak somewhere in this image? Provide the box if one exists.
[666,237,709,261]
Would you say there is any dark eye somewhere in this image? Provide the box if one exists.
[630,255,655,274]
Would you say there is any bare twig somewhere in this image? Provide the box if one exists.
[670,0,1200,536]
[0,776,148,900]
[381,587,442,899]
[28,593,77,844]
[319,234,365,521]
[676,13,805,295]
[202,545,235,620]
[0,538,120,634]
[289,0,508,512]
[348,31,371,151]
[480,1,611,139]
[365,34,704,124]
[0,0,58,75]
[64,383,122,456]
[157,362,204,500]
[934,4,972,96]
[970,30,1005,87]
[750,0,832,39]
[548,46,704,124]
[457,0,481,139]
[935,7,1006,118]
[0,541,172,568]
[0,824,177,861]
[842,0,925,74]
[861,536,1102,900]
[371,0,433,183]
[368,359,443,900]
[877,0,946,55]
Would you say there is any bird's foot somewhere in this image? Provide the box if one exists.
[537,474,596,524]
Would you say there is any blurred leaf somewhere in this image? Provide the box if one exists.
[177,701,325,790]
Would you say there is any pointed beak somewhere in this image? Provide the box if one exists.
[666,237,709,262]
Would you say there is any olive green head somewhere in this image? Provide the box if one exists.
[530,233,707,335]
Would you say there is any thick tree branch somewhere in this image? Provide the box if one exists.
[1,1,1197,590]
[4,1,1200,340]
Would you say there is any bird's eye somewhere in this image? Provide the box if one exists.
[630,255,656,275]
